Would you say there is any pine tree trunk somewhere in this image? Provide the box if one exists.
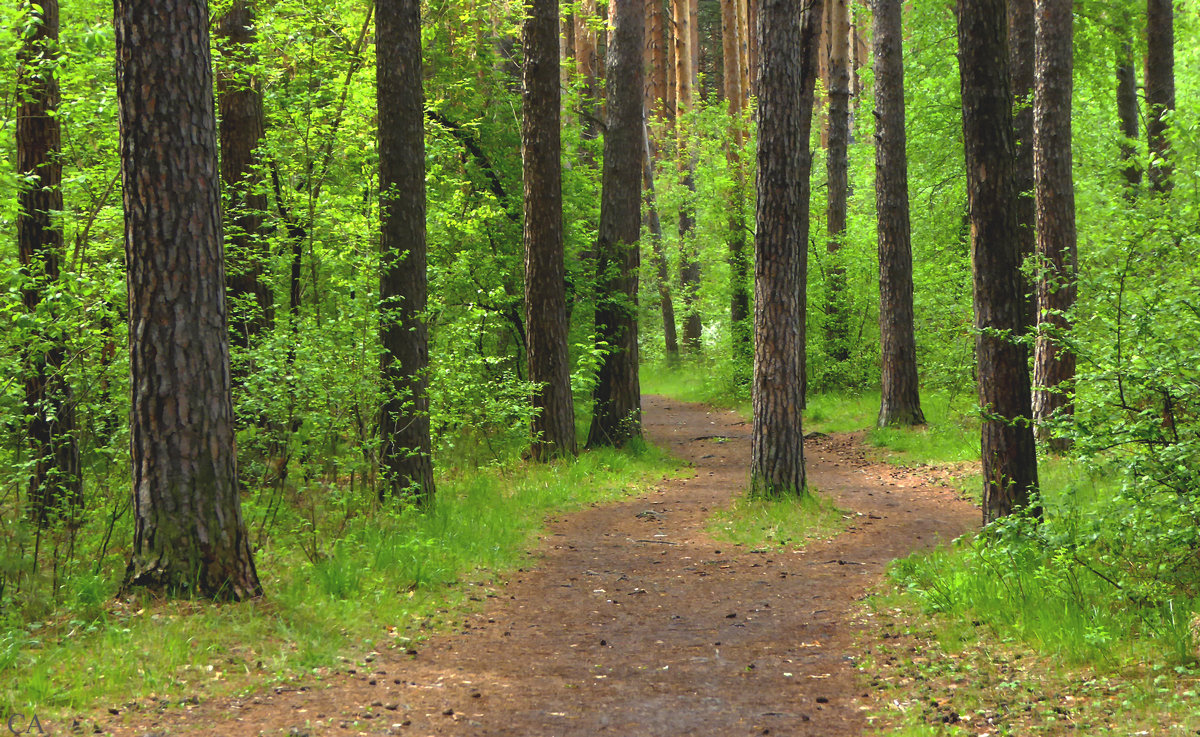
[873,0,925,428]
[116,0,261,599]
[588,0,644,448]
[751,0,823,498]
[736,0,751,103]
[1031,0,1077,454]
[1008,0,1037,331]
[957,0,1040,523]
[1145,0,1174,193]
[378,0,436,503]
[723,0,750,368]
[1116,39,1141,190]
[643,117,680,358]
[645,0,668,119]
[824,0,851,364]
[576,0,601,148]
[217,0,273,356]
[673,0,703,352]
[523,0,578,460]
[17,0,81,526]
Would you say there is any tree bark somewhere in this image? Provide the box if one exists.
[824,0,851,363]
[1008,0,1037,332]
[736,0,752,104]
[523,0,578,460]
[116,0,261,599]
[1116,39,1141,190]
[17,0,81,526]
[873,0,925,428]
[378,0,436,504]
[723,0,751,368]
[751,0,823,498]
[588,0,644,448]
[1145,0,1174,193]
[1032,0,1077,454]
[643,117,680,358]
[673,0,703,351]
[217,0,273,355]
[957,0,1040,523]
[645,0,668,120]
[576,0,601,148]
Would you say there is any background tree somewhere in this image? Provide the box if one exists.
[16,0,81,525]
[378,0,436,504]
[1031,0,1077,453]
[1008,0,1037,330]
[873,0,925,428]
[751,0,824,498]
[672,0,703,351]
[217,0,273,356]
[823,0,851,363]
[116,0,261,599]
[588,0,644,448]
[722,0,751,369]
[1116,37,1141,190]
[523,0,577,460]
[1146,0,1175,193]
[956,0,1040,522]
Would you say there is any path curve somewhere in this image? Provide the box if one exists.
[101,396,977,736]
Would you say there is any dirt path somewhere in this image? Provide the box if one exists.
[98,396,977,737]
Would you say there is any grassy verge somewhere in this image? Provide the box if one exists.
[0,441,678,723]
[707,490,848,552]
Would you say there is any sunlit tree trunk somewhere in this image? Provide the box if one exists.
[750,0,823,498]
[378,0,436,503]
[1032,0,1077,454]
[17,0,81,526]
[1145,0,1174,193]
[523,0,578,460]
[116,0,261,599]
[957,0,1040,523]
[722,0,750,369]
[873,0,925,428]
[588,0,644,448]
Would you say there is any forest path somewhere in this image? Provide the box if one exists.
[107,395,977,737]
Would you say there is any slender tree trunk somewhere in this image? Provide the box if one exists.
[1145,0,1174,193]
[750,0,823,498]
[588,0,644,448]
[576,0,601,148]
[17,0,81,526]
[645,0,668,119]
[116,0,261,599]
[217,0,273,356]
[957,0,1040,523]
[1008,0,1037,331]
[747,0,759,94]
[673,0,703,351]
[523,0,578,460]
[1116,39,1141,190]
[643,116,680,358]
[873,0,925,428]
[1032,0,1077,454]
[824,0,851,364]
[736,0,752,103]
[378,0,436,504]
[723,0,751,368]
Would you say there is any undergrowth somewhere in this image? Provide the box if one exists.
[0,441,677,720]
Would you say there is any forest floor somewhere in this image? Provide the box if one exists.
[85,395,978,737]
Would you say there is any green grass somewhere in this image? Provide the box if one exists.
[0,441,679,720]
[708,489,847,551]
[640,357,751,417]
